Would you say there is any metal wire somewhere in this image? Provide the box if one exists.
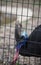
[0,0,41,65]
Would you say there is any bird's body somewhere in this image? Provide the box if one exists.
[19,25,41,57]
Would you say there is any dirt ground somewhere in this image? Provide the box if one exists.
[0,0,41,65]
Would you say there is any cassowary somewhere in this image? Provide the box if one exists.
[11,24,41,64]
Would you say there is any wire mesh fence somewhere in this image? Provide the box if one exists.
[0,0,41,65]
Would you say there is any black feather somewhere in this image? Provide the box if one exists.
[19,25,41,57]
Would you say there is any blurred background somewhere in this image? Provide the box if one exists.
[0,0,41,65]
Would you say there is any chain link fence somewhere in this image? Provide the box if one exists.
[0,0,41,65]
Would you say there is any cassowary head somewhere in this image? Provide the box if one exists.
[11,23,28,64]
[15,23,22,42]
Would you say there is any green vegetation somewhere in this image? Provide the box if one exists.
[16,62,21,65]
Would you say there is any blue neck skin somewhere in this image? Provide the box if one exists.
[16,37,28,50]
[16,30,28,50]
